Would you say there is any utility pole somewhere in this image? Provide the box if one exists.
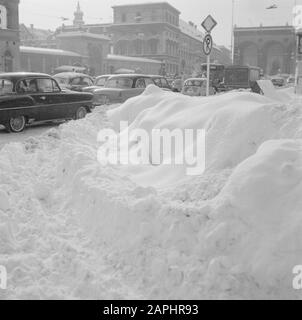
[231,0,235,64]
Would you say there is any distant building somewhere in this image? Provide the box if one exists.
[16,1,231,76]
[54,2,110,76]
[56,31,110,76]
[0,0,20,72]
[234,25,296,75]
[110,2,230,76]
[20,46,84,74]
[20,23,56,48]
[73,1,85,28]
[106,54,162,74]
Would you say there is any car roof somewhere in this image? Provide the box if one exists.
[0,72,51,80]
[107,74,152,79]
[149,75,166,78]
[96,74,111,79]
[185,78,207,81]
[53,72,92,78]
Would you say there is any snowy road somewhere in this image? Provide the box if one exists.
[0,122,63,149]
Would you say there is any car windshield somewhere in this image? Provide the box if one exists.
[96,77,108,86]
[54,77,69,85]
[106,78,133,89]
[185,80,205,87]
[0,79,14,95]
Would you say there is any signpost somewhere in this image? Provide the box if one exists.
[201,15,217,96]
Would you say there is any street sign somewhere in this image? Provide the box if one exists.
[201,15,217,33]
[203,34,213,56]
[298,34,302,54]
[201,15,217,97]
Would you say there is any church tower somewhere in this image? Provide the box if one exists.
[73,2,84,27]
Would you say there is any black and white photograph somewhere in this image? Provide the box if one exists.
[0,0,302,304]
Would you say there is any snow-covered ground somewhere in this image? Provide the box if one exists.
[0,86,301,299]
[0,122,63,150]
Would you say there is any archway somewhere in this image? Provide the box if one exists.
[240,42,258,67]
[264,42,284,75]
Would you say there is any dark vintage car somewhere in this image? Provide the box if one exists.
[53,72,94,92]
[90,74,155,105]
[0,72,93,132]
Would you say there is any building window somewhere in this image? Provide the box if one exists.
[135,12,142,23]
[151,10,156,21]
[0,5,7,29]
[122,13,127,23]
[4,51,13,72]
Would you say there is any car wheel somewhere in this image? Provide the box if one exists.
[9,116,26,133]
[75,106,87,120]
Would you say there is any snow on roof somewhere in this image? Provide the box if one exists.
[179,19,221,52]
[56,31,110,41]
[20,46,83,57]
[179,19,204,42]
[106,54,162,64]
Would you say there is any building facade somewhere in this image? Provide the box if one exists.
[20,46,84,74]
[17,1,231,76]
[234,25,296,75]
[0,0,20,72]
[55,3,110,76]
[110,2,181,75]
[110,2,230,76]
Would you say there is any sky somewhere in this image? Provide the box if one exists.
[19,0,299,48]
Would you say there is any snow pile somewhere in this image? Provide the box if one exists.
[0,86,302,299]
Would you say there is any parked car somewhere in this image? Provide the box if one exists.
[0,72,93,132]
[181,78,216,96]
[92,74,155,105]
[171,78,183,92]
[167,78,175,87]
[149,75,172,91]
[271,76,285,87]
[287,75,295,85]
[53,72,94,92]
[82,75,112,93]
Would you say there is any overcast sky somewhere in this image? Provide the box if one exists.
[20,0,298,48]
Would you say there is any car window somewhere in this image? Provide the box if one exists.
[106,78,133,89]
[96,77,107,86]
[81,77,93,86]
[161,78,170,88]
[71,77,81,85]
[185,80,205,87]
[52,80,61,92]
[54,77,69,86]
[37,78,54,92]
[0,79,14,95]
[16,79,39,93]
[135,78,146,88]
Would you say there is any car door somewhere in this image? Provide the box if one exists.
[16,78,53,121]
[37,77,76,120]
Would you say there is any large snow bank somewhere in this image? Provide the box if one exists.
[1,86,302,299]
